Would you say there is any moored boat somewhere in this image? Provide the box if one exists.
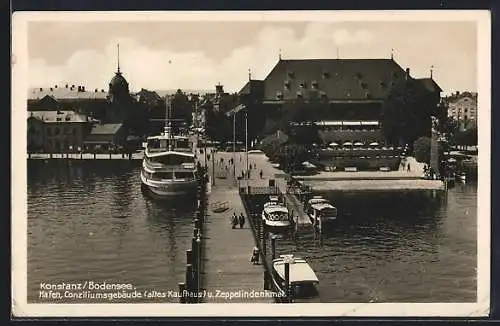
[140,97,200,197]
[304,196,338,225]
[261,196,291,229]
[272,254,319,298]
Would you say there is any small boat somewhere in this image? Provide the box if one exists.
[262,196,291,228]
[304,196,338,225]
[272,254,319,298]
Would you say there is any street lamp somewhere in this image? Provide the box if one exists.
[245,109,249,176]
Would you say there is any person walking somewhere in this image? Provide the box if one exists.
[238,213,246,228]
[231,213,238,229]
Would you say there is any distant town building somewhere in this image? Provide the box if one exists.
[27,110,92,153]
[444,91,477,130]
[236,57,443,171]
[83,123,126,152]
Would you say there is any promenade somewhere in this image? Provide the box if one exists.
[200,149,273,303]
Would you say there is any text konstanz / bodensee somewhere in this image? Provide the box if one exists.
[39,282,134,291]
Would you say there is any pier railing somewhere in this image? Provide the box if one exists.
[179,173,208,303]
[239,191,292,303]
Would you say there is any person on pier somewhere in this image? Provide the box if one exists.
[238,213,246,228]
[250,246,260,265]
[231,213,238,229]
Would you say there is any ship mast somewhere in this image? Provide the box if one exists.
[164,95,173,151]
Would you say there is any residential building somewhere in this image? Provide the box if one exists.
[445,91,478,130]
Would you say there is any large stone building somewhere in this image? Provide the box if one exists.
[444,91,477,130]
[27,110,92,152]
[237,57,443,171]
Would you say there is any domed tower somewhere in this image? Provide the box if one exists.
[108,44,130,104]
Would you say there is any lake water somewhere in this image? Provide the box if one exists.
[27,160,477,303]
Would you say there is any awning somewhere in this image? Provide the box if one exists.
[354,142,364,146]
[343,142,353,146]
[329,142,339,147]
[447,158,457,163]
[369,142,379,146]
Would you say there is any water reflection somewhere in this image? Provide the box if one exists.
[27,161,198,303]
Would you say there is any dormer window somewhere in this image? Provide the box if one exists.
[319,91,327,99]
[311,80,319,89]
[276,91,283,100]
[296,91,303,98]
[365,92,372,99]
[322,72,330,79]
[56,117,62,122]
[299,81,307,89]
[284,80,291,90]
[287,71,295,79]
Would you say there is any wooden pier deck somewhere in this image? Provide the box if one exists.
[202,154,273,303]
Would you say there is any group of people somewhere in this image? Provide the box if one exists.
[231,212,246,229]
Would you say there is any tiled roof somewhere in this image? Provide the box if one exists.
[260,59,412,101]
[28,110,89,123]
[239,80,265,96]
[28,87,108,100]
[416,78,442,93]
[89,123,123,135]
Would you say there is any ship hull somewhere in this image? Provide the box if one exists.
[140,169,199,197]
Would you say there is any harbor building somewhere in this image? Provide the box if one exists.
[237,57,443,171]
[27,110,92,153]
[444,91,477,130]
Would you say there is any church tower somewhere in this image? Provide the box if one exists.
[108,44,130,104]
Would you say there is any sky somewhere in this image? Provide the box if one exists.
[27,19,478,95]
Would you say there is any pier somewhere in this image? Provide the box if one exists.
[198,150,274,303]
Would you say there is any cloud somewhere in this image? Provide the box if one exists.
[28,23,378,93]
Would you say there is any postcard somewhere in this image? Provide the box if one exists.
[12,10,490,317]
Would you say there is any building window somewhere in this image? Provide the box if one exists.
[276,91,283,100]
[311,80,318,89]
[322,72,330,79]
[380,81,387,88]
[56,117,62,122]
[296,91,303,98]
[284,80,291,90]
[360,82,368,89]
[287,71,295,79]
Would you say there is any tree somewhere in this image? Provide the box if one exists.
[381,79,436,146]
[413,136,431,164]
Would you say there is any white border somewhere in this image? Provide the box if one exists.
[12,10,491,317]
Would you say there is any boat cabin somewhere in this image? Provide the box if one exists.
[306,203,338,222]
[263,206,289,222]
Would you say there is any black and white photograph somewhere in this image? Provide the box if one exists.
[12,10,490,317]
